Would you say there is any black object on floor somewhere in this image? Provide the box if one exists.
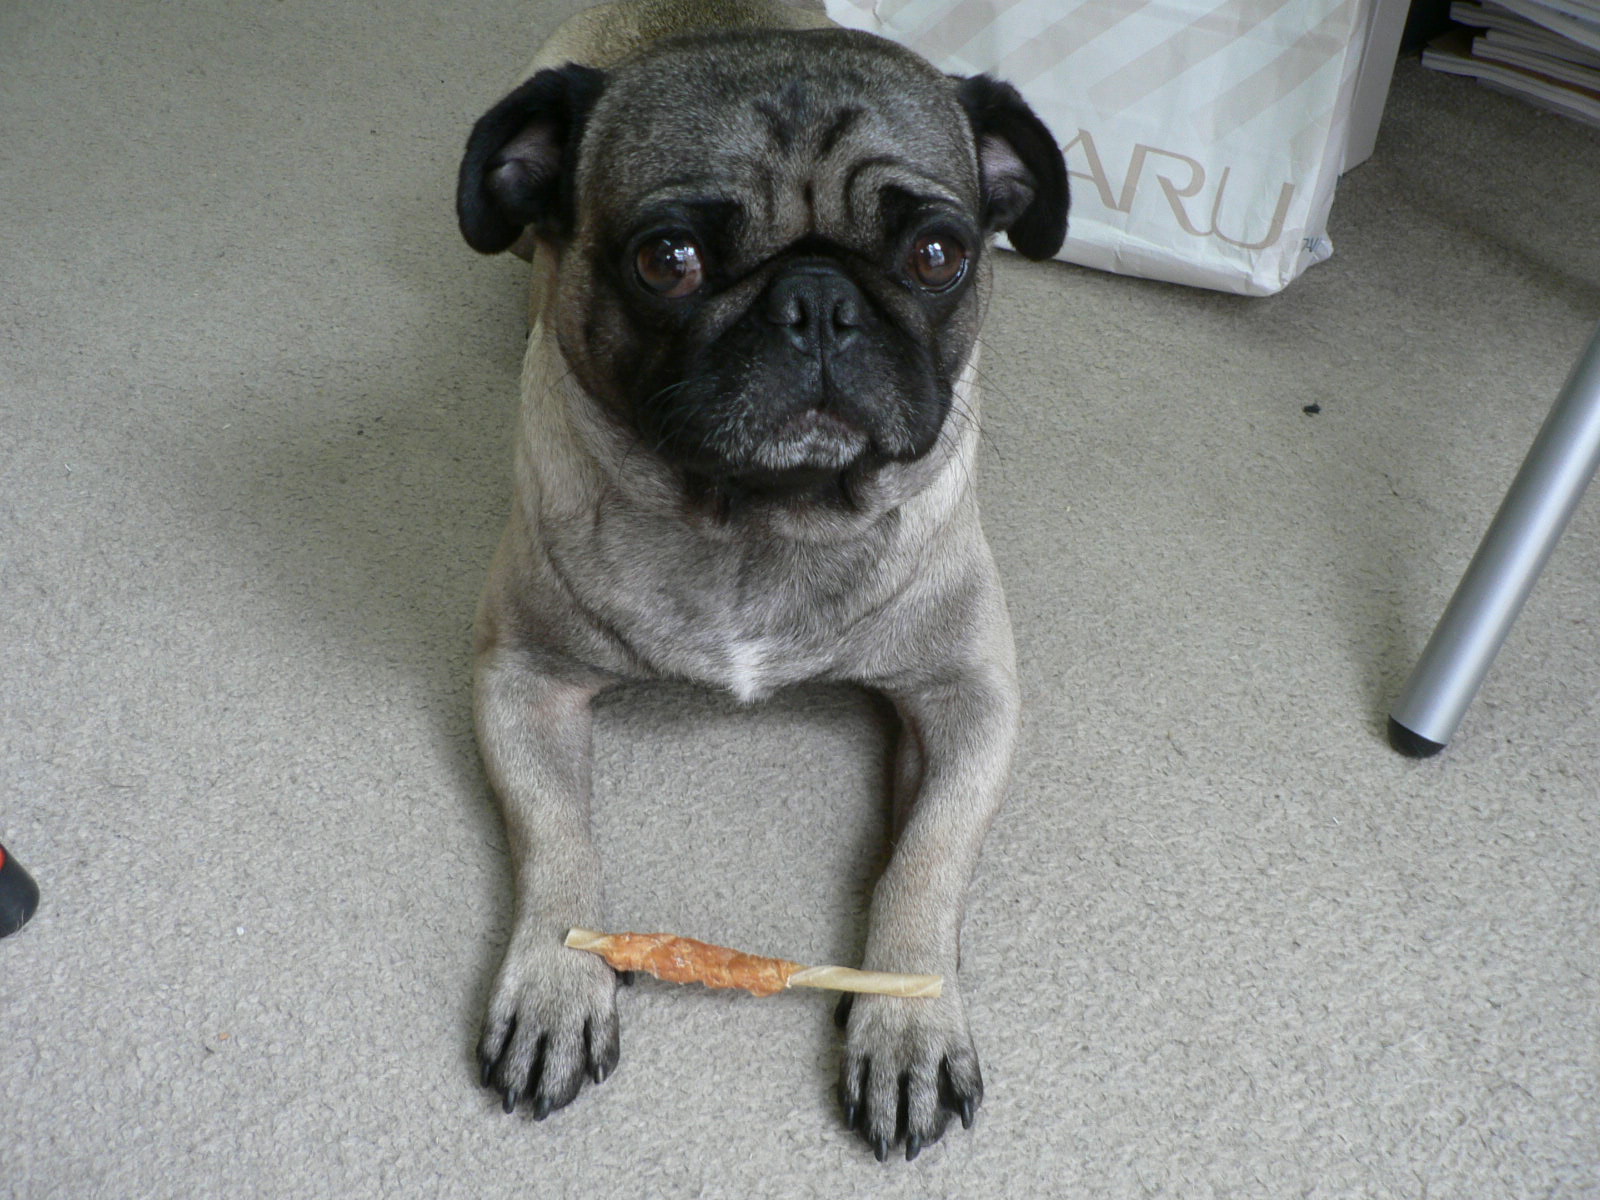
[0,843,40,937]
[1388,716,1445,758]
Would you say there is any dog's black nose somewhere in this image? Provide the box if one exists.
[763,265,864,355]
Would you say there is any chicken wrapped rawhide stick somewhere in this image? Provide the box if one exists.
[565,929,942,998]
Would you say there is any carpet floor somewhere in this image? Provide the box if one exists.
[3,2,1598,1196]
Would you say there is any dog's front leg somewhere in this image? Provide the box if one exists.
[474,642,620,1118]
[842,639,1020,1161]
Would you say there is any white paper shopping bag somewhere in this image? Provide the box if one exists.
[827,0,1370,295]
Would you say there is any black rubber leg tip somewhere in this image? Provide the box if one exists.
[1388,716,1445,759]
[0,847,41,938]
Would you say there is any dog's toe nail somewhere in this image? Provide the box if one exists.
[906,1135,924,1162]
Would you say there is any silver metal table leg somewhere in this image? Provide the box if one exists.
[1389,320,1600,757]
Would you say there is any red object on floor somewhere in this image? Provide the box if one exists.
[0,843,41,937]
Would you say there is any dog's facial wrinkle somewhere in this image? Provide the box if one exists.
[557,30,989,504]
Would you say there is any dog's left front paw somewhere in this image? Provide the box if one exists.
[836,990,984,1162]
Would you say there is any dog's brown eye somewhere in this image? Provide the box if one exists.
[910,234,968,291]
[635,236,705,298]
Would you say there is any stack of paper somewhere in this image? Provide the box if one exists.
[1423,0,1600,127]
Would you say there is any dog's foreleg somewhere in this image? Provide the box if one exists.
[841,608,1020,1161]
[474,642,621,1118]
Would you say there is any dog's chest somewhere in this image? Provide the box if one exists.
[709,629,790,704]
[566,510,904,700]
[612,553,844,701]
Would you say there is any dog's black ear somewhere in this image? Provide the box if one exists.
[456,63,607,254]
[954,75,1068,260]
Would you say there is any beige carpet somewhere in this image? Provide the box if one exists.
[3,1,1598,1195]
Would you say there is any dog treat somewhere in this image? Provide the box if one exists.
[565,929,942,998]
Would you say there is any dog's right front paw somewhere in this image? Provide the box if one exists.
[478,937,621,1119]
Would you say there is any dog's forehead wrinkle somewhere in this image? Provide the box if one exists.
[753,80,868,156]
[590,32,975,191]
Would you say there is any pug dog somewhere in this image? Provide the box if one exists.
[455,0,1067,1162]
